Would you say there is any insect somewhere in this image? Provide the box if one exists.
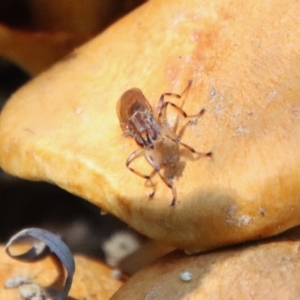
[116,80,212,206]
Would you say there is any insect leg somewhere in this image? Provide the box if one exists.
[157,85,205,128]
[157,92,181,120]
[126,149,156,197]
[146,152,177,206]
[159,102,206,121]
[126,149,152,179]
[165,134,212,157]
[157,80,192,118]
[145,169,157,198]
[156,172,177,206]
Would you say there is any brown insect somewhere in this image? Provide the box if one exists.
[116,80,212,206]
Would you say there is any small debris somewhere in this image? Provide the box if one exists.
[5,277,47,300]
[209,88,216,99]
[103,231,141,267]
[76,107,82,115]
[18,283,46,300]
[5,276,31,289]
[180,271,192,282]
[111,269,122,280]
[259,208,265,216]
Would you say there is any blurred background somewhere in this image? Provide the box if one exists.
[0,0,147,270]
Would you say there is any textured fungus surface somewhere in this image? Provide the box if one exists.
[0,0,300,252]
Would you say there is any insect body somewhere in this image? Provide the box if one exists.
[116,81,211,206]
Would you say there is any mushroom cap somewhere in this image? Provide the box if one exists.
[1,0,300,252]
[0,24,90,75]
[111,227,300,300]
[0,246,122,300]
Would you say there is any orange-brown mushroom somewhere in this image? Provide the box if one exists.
[0,0,300,253]
[111,226,300,300]
[0,24,90,75]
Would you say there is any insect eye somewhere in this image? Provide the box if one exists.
[147,128,157,141]
[135,135,144,147]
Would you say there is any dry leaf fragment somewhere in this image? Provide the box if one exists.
[6,228,75,300]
